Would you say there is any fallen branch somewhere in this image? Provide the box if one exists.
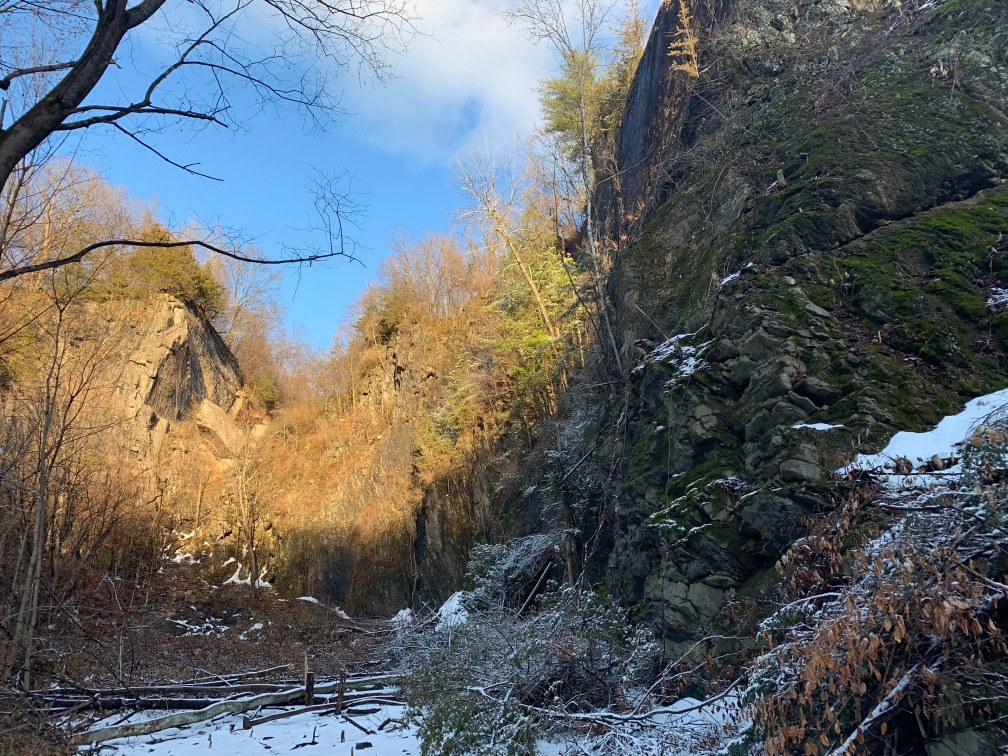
[70,676,393,744]
[178,664,294,686]
[40,696,246,713]
[242,695,402,729]
[341,713,372,734]
[40,683,286,699]
[243,702,336,729]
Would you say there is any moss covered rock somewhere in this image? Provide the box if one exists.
[597,0,1008,657]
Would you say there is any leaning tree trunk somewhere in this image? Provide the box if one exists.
[578,83,622,376]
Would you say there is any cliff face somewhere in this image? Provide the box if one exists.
[592,0,1008,656]
[114,295,245,460]
[266,305,532,616]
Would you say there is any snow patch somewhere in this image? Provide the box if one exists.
[720,271,740,286]
[839,386,1008,485]
[718,263,753,288]
[166,616,229,638]
[392,608,415,632]
[222,564,273,590]
[793,422,845,431]
[987,288,1008,308]
[644,331,711,385]
[91,703,420,754]
[238,622,264,641]
[436,591,469,631]
[222,565,243,585]
[293,596,351,620]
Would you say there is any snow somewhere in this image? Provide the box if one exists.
[650,331,700,362]
[672,356,706,381]
[392,608,414,632]
[987,288,1008,308]
[296,596,319,604]
[718,263,753,288]
[238,622,264,641]
[435,591,469,630]
[643,331,712,385]
[166,616,229,638]
[792,422,845,431]
[720,271,740,286]
[838,386,1008,483]
[535,691,748,755]
[88,703,421,755]
[223,564,273,590]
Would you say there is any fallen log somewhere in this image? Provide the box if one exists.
[243,702,336,729]
[40,683,286,699]
[179,664,294,686]
[69,676,393,745]
[341,713,372,734]
[243,693,402,727]
[39,696,242,713]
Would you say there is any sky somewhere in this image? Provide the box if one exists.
[82,0,662,349]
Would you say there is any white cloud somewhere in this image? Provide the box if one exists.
[342,0,556,164]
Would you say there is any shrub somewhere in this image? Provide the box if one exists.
[94,224,225,317]
[402,578,657,756]
[749,420,1008,753]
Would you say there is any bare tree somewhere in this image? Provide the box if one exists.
[205,250,283,341]
[0,263,130,691]
[503,0,623,374]
[456,141,559,340]
[0,0,418,278]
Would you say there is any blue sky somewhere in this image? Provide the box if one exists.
[82,0,661,349]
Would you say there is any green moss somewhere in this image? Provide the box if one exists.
[604,0,1008,638]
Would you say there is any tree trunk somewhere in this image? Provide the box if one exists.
[578,83,622,376]
[491,210,559,340]
[0,0,167,191]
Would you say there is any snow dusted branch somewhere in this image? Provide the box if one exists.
[827,665,921,756]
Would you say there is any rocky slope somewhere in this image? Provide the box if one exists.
[580,0,1008,658]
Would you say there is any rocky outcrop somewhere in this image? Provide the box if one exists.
[591,0,1008,657]
[115,295,244,457]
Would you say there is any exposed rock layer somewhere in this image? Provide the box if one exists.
[116,295,244,456]
[589,0,1008,656]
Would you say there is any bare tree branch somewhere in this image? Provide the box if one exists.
[0,0,418,278]
[0,236,351,283]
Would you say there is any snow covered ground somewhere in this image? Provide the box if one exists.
[92,703,421,754]
[91,694,739,755]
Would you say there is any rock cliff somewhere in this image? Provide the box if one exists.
[114,295,244,459]
[589,0,1008,656]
